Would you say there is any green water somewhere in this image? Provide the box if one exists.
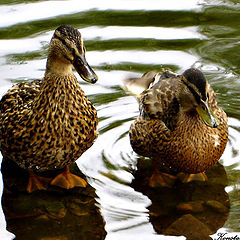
[0,0,240,239]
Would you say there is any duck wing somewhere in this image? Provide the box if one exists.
[0,79,42,113]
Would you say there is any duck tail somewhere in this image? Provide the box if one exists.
[123,71,159,98]
[123,69,177,98]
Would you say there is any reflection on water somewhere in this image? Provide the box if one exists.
[132,161,230,240]
[1,160,106,240]
[0,0,202,28]
[0,0,240,239]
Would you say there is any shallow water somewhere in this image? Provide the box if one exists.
[0,0,240,239]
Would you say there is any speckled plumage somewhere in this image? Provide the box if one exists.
[0,26,98,173]
[128,68,228,174]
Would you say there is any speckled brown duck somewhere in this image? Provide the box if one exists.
[126,68,228,186]
[0,25,98,192]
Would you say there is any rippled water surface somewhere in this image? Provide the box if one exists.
[0,0,240,239]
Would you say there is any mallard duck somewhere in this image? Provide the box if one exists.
[0,25,98,192]
[126,68,228,186]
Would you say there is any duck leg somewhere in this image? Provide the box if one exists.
[149,160,177,187]
[27,171,51,193]
[50,166,87,189]
[177,172,208,183]
[149,169,177,188]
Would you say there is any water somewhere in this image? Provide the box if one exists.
[0,0,240,239]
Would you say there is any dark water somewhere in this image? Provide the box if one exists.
[0,0,240,239]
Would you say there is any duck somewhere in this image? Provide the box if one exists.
[0,25,98,192]
[125,68,228,187]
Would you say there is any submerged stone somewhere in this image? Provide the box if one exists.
[204,200,229,213]
[164,214,212,240]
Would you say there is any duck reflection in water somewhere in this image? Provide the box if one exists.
[131,159,230,240]
[1,160,106,240]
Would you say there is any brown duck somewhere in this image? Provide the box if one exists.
[126,68,228,186]
[0,25,98,192]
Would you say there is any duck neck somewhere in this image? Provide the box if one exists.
[45,47,73,75]
[43,51,80,97]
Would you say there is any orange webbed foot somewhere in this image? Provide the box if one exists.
[27,171,51,193]
[177,172,208,183]
[149,170,177,188]
[50,166,87,189]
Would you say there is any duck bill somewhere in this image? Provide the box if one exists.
[73,54,98,84]
[196,100,219,128]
